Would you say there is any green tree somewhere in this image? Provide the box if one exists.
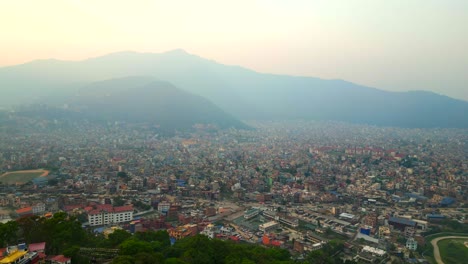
[111,255,134,264]
[108,229,132,247]
[305,250,332,264]
[181,248,212,264]
[397,236,406,245]
[76,213,88,223]
[175,235,214,263]
[119,240,153,256]
[135,231,170,249]
[265,248,291,261]
[117,172,130,182]
[134,252,164,264]
[45,213,87,254]
[323,239,344,255]
[114,196,126,206]
[0,221,19,247]
[164,258,187,264]
[63,246,80,257]
[48,179,59,186]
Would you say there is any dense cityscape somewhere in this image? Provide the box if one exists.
[0,120,466,263]
[2,1,468,263]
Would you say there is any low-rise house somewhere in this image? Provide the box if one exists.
[49,255,71,264]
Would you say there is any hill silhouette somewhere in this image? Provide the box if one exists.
[0,49,467,128]
[61,76,249,130]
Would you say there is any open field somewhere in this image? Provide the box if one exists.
[0,169,49,185]
[430,235,468,264]
[438,238,468,264]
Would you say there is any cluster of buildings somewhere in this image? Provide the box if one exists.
[0,242,70,264]
[0,120,466,262]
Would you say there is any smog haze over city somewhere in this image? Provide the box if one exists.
[0,1,467,264]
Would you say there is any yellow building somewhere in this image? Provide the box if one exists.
[0,248,28,264]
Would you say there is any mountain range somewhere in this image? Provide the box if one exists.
[64,76,248,130]
[0,49,467,128]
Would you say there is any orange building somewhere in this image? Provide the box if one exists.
[168,224,198,240]
[15,207,33,218]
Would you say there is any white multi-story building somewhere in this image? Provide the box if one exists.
[32,203,46,215]
[158,202,171,213]
[88,205,133,226]
[406,238,418,251]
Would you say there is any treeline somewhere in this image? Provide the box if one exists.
[423,219,468,236]
[0,213,352,264]
[95,233,350,264]
[0,212,87,254]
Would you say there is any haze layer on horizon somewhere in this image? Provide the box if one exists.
[1,0,467,101]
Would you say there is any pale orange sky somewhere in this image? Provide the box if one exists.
[1,0,467,100]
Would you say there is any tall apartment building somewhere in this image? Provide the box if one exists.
[87,205,133,226]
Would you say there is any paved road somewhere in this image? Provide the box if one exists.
[431,236,468,264]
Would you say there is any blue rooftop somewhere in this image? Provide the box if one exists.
[389,217,416,227]
[426,214,446,219]
[94,227,105,233]
[440,197,455,205]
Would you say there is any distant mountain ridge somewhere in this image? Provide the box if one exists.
[59,76,248,130]
[4,76,248,133]
[0,49,467,128]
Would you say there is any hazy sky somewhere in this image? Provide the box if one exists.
[1,0,467,101]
